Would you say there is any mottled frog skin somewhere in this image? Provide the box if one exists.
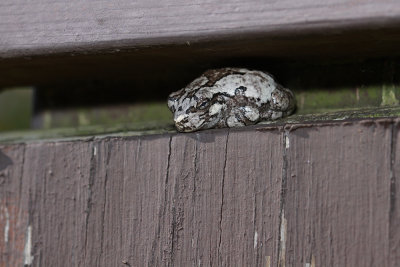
[168,68,296,132]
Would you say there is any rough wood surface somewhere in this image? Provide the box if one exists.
[0,144,27,267]
[0,118,399,266]
[285,121,392,266]
[390,120,400,266]
[1,1,400,88]
[1,0,400,57]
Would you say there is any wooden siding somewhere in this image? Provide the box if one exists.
[0,118,399,266]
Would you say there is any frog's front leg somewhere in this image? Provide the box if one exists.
[225,105,260,127]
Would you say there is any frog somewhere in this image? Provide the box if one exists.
[167,67,296,132]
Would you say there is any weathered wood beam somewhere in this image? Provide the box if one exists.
[1,1,400,88]
[0,118,399,266]
[1,0,400,57]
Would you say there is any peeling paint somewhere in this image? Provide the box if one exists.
[285,135,290,149]
[93,146,97,156]
[1,205,10,243]
[305,255,316,267]
[278,210,287,267]
[24,225,34,265]
[266,256,271,267]
[254,231,258,249]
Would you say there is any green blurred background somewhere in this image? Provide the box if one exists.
[0,88,33,131]
[0,84,399,134]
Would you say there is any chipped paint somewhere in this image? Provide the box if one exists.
[254,231,258,249]
[1,205,10,243]
[305,255,316,267]
[93,146,97,156]
[24,225,34,265]
[285,135,290,149]
[278,210,287,267]
[266,256,271,267]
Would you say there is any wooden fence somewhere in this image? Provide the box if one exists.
[1,118,399,266]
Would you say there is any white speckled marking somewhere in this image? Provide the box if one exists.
[209,103,223,116]
[168,68,295,132]
[175,114,186,123]
[244,106,260,121]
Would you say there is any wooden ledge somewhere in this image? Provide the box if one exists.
[0,114,399,266]
[0,106,399,144]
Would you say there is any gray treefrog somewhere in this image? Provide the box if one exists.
[168,68,295,132]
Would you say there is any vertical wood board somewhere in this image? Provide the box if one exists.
[0,144,27,267]
[390,119,400,266]
[0,118,399,266]
[285,121,393,266]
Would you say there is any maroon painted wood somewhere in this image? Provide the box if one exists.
[285,121,393,266]
[0,119,399,266]
[390,120,400,266]
[0,145,27,267]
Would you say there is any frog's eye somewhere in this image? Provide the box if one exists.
[198,100,210,110]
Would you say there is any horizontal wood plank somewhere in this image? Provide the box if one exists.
[1,1,400,88]
[1,0,400,57]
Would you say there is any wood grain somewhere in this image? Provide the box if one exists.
[390,119,400,266]
[1,1,400,89]
[219,129,283,266]
[285,121,393,266]
[1,0,400,57]
[0,144,27,267]
[23,141,93,266]
[1,119,399,266]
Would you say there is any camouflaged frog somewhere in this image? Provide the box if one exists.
[167,68,296,132]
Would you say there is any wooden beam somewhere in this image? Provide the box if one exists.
[1,0,400,58]
[1,1,400,88]
[0,118,399,265]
